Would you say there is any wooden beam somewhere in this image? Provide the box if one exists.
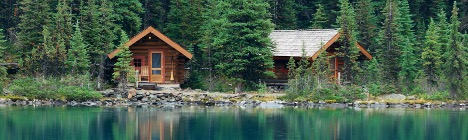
[311,33,340,60]
[107,26,193,59]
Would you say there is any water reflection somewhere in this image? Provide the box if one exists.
[0,106,467,140]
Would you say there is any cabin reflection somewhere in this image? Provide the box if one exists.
[133,108,179,140]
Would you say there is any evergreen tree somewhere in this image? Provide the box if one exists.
[363,57,382,85]
[66,22,90,75]
[140,0,170,30]
[311,4,328,29]
[165,0,204,53]
[269,0,297,29]
[422,19,443,93]
[54,0,73,50]
[355,0,378,54]
[81,0,118,89]
[397,0,418,90]
[444,2,467,98]
[113,0,144,35]
[17,0,52,73]
[436,9,450,55]
[380,0,400,85]
[336,0,360,84]
[0,28,8,92]
[209,0,275,91]
[113,30,133,93]
[312,50,330,87]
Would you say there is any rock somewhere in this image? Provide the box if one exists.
[126,89,136,98]
[81,101,97,106]
[0,98,5,104]
[259,101,284,108]
[380,94,406,101]
[318,100,325,104]
[424,102,432,107]
[141,97,148,102]
[100,89,115,97]
[406,95,416,100]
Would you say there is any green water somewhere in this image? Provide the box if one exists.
[0,106,467,140]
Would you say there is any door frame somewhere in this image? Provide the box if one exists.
[148,50,165,83]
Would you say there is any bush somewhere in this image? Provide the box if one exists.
[422,91,450,101]
[7,76,102,101]
[57,86,102,101]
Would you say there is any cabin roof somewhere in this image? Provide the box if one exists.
[108,26,193,59]
[269,29,372,60]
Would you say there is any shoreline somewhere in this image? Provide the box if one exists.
[1,89,467,109]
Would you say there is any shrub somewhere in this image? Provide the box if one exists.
[57,86,102,101]
[422,91,450,101]
[7,76,102,101]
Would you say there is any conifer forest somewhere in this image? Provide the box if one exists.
[0,0,467,100]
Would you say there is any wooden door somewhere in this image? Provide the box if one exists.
[150,51,164,83]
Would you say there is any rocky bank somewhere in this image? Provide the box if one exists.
[0,89,467,109]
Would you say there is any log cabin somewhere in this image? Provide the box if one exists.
[108,26,193,87]
[269,29,373,84]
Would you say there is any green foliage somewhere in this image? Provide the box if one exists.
[8,77,101,101]
[422,19,443,93]
[205,0,275,91]
[444,2,467,98]
[113,0,144,35]
[397,0,418,89]
[113,30,133,92]
[17,0,53,74]
[311,4,327,29]
[380,0,400,85]
[269,0,297,29]
[337,0,360,84]
[355,0,378,54]
[286,48,315,99]
[66,22,90,75]
[0,28,7,93]
[57,86,102,102]
[421,91,450,101]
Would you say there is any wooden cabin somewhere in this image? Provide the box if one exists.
[108,26,193,86]
[269,30,373,83]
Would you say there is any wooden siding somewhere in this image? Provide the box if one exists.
[130,34,187,83]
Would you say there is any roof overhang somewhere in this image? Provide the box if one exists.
[311,33,373,60]
[107,26,193,59]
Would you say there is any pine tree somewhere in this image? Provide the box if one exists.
[0,28,8,92]
[422,19,443,93]
[337,0,360,84]
[312,50,330,87]
[380,0,400,85]
[81,0,118,89]
[17,0,52,74]
[269,0,297,29]
[54,0,73,50]
[66,22,90,75]
[444,1,467,98]
[209,0,275,91]
[141,0,170,30]
[436,9,450,56]
[311,4,328,29]
[113,0,144,35]
[165,0,204,52]
[397,0,418,90]
[355,0,378,54]
[113,30,133,93]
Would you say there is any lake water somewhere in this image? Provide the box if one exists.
[0,106,467,140]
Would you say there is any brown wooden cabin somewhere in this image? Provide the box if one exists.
[108,26,193,85]
[269,30,373,84]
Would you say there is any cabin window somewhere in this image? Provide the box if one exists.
[133,59,142,67]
